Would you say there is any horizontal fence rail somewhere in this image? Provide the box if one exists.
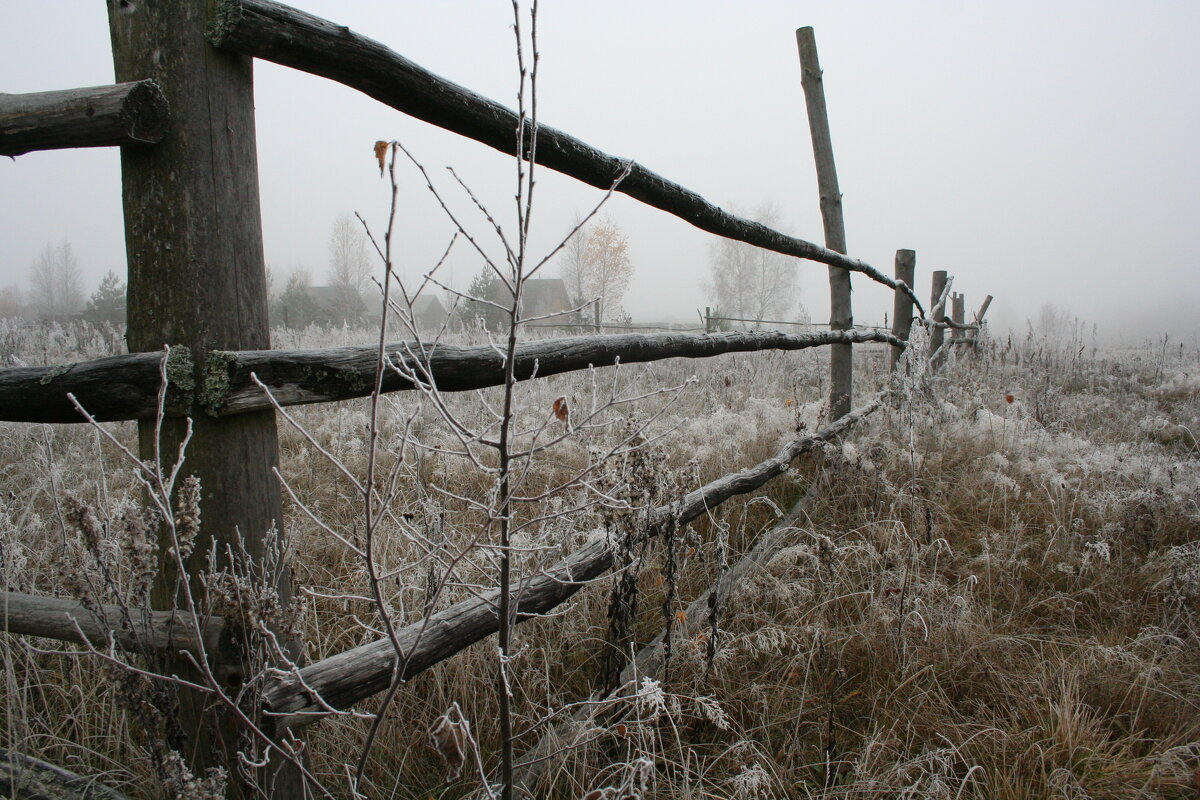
[0,747,132,800]
[0,591,228,660]
[0,80,168,156]
[0,329,902,424]
[262,393,884,727]
[207,0,922,313]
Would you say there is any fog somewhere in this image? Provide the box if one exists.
[2,1,1197,344]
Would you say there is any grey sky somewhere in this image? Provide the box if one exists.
[3,2,1197,342]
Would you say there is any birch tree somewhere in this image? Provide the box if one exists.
[28,239,84,318]
[705,203,800,328]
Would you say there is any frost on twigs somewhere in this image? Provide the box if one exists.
[579,756,653,800]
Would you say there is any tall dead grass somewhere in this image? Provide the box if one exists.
[1,322,1197,797]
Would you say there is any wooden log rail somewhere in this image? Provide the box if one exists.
[261,394,884,728]
[0,329,903,424]
[935,318,980,332]
[0,81,168,156]
[0,748,132,800]
[1,590,229,659]
[206,0,923,314]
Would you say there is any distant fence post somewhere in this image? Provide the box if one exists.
[889,249,916,371]
[952,292,966,342]
[975,295,993,325]
[107,0,298,795]
[928,270,948,360]
[705,306,713,333]
[796,26,852,420]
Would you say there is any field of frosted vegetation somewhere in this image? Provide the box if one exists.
[1,316,1198,798]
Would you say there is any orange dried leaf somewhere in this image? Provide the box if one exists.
[1005,393,1015,404]
[374,140,389,176]
[615,724,628,737]
[553,396,569,423]
[675,610,688,624]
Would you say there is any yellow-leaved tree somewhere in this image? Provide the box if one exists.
[561,215,633,326]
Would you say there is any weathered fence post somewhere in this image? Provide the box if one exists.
[975,295,993,325]
[796,26,852,420]
[889,249,916,371]
[107,1,299,795]
[928,270,948,360]
[951,292,966,343]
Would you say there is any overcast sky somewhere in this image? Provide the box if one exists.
[2,1,1197,342]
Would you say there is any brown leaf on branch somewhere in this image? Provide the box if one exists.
[553,396,569,424]
[428,712,467,776]
[374,140,389,177]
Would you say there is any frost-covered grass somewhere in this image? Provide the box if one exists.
[1,319,1198,798]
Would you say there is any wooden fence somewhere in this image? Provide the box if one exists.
[0,2,991,797]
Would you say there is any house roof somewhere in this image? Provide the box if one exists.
[522,278,571,316]
[411,294,446,316]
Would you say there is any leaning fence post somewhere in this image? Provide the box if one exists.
[796,26,852,420]
[952,292,966,343]
[975,295,993,325]
[928,270,948,360]
[888,249,916,371]
[107,1,299,795]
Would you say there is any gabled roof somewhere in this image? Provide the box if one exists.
[522,278,571,316]
[411,294,446,316]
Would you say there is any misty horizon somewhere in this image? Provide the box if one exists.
[2,1,1197,346]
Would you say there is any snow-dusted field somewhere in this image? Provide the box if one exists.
[2,318,1197,798]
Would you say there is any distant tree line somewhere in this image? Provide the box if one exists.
[0,239,128,324]
[2,205,823,333]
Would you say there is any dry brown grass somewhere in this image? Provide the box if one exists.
[2,322,1198,798]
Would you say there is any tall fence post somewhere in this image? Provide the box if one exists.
[889,249,916,371]
[107,1,299,795]
[796,27,852,420]
[928,270,948,360]
[952,292,966,342]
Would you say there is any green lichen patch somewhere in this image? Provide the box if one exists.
[300,364,372,396]
[337,367,372,395]
[164,345,196,396]
[37,364,73,385]
[199,350,238,416]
